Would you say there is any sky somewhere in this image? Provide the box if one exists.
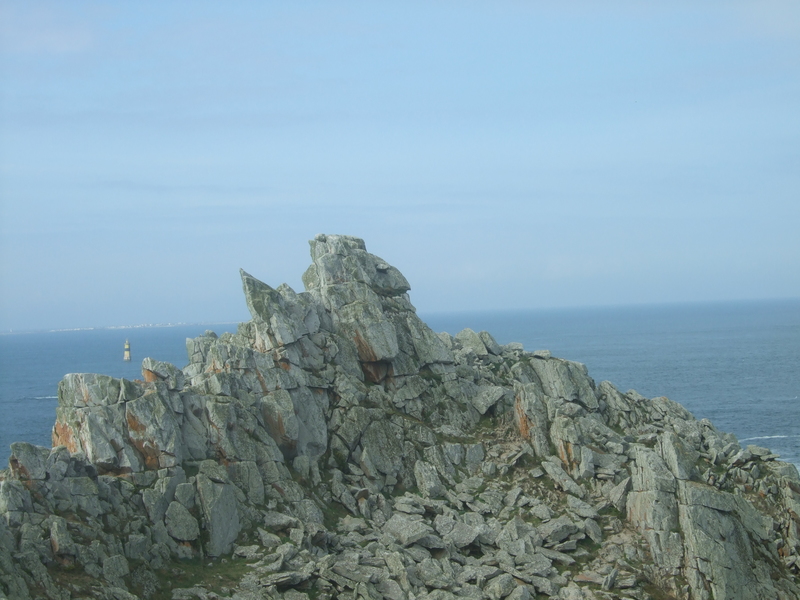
[1,1,799,332]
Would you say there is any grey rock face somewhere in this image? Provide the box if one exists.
[165,501,199,541]
[414,460,445,498]
[196,474,240,556]
[141,357,185,390]
[102,554,130,584]
[8,443,50,480]
[2,234,798,600]
[49,516,76,560]
[472,385,506,415]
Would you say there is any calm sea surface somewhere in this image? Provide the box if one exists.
[1,299,798,469]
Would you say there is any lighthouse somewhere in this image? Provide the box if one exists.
[123,339,131,362]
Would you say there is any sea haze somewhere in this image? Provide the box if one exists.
[0,300,798,469]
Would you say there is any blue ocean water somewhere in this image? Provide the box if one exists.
[0,300,798,469]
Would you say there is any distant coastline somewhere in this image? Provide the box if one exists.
[0,321,242,336]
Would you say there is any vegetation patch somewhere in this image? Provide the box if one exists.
[321,498,351,530]
[151,557,257,600]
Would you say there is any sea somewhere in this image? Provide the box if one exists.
[1,299,798,470]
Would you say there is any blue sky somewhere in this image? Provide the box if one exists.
[1,1,799,331]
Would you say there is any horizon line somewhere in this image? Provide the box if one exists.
[2,295,798,336]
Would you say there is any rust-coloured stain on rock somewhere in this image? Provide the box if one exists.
[353,330,379,363]
[254,369,269,394]
[361,360,391,384]
[126,412,159,469]
[52,421,79,454]
[126,412,147,434]
[514,394,531,439]
[8,457,30,481]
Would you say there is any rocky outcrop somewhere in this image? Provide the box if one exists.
[1,234,799,600]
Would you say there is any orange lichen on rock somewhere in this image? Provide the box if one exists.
[52,421,79,454]
[514,394,531,439]
[126,412,147,434]
[126,412,160,469]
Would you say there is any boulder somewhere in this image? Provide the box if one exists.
[414,460,445,498]
[196,475,240,556]
[165,501,199,542]
[8,443,50,480]
[141,358,185,390]
[383,514,433,546]
[471,385,505,415]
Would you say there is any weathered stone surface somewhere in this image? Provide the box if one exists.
[485,573,515,599]
[141,357,185,390]
[49,516,76,559]
[260,389,300,456]
[455,328,489,357]
[538,515,578,544]
[659,431,699,480]
[607,477,631,513]
[196,475,240,556]
[528,358,598,410]
[541,459,585,498]
[627,490,678,532]
[679,489,773,600]
[471,385,506,415]
[631,446,676,493]
[566,495,597,519]
[360,420,403,480]
[262,511,300,530]
[479,331,502,355]
[2,234,798,600]
[241,269,308,350]
[8,443,50,480]
[102,554,130,583]
[58,373,122,408]
[289,386,328,458]
[53,402,132,472]
[414,460,445,498]
[513,383,550,457]
[383,514,433,546]
[165,501,199,541]
[126,391,184,469]
[444,520,481,548]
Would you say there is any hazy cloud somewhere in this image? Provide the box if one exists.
[0,4,95,54]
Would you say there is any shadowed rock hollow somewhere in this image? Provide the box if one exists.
[2,234,799,600]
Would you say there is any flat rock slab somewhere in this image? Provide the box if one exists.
[445,521,481,548]
[541,460,585,498]
[383,514,433,546]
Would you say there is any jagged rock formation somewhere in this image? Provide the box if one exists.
[1,234,799,600]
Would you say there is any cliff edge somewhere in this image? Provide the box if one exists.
[1,234,799,600]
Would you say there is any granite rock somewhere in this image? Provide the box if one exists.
[1,234,797,600]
